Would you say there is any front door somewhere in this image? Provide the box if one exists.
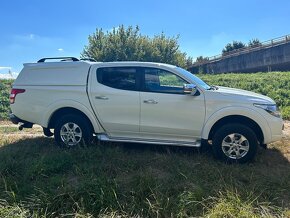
[140,67,205,141]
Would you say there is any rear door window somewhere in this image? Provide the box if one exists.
[97,67,139,91]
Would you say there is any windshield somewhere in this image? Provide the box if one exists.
[175,67,211,90]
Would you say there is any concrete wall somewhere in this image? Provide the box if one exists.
[189,42,290,73]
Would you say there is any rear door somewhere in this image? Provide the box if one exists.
[89,66,141,138]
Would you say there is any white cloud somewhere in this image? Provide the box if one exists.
[13,33,36,41]
[0,72,19,79]
[0,67,11,70]
[58,48,64,52]
[0,66,18,79]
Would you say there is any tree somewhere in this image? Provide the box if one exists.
[195,56,209,64]
[186,56,193,68]
[248,38,262,47]
[81,25,191,68]
[222,41,246,55]
[193,56,209,74]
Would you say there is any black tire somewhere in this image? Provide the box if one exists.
[54,114,93,147]
[212,123,258,163]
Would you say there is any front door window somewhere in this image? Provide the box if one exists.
[144,68,186,94]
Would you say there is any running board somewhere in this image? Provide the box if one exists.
[97,134,201,147]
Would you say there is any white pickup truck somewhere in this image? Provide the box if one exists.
[10,57,283,163]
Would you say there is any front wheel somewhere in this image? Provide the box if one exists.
[54,114,93,147]
[212,123,258,163]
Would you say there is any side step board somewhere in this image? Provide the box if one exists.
[97,134,201,147]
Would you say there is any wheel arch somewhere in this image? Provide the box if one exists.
[40,100,103,133]
[45,104,102,134]
[48,107,91,129]
[201,106,272,144]
[206,115,264,144]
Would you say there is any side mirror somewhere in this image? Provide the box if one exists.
[183,84,198,95]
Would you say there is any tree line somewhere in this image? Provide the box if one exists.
[82,25,261,67]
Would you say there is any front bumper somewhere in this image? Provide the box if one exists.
[266,119,284,144]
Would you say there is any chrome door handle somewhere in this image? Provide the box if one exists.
[143,99,158,104]
[95,96,109,100]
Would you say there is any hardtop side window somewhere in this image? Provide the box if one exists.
[97,67,138,91]
[143,68,187,94]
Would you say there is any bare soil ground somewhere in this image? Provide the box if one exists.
[283,121,290,137]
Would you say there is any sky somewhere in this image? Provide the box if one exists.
[0,0,290,78]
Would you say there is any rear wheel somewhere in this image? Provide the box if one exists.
[212,123,258,163]
[54,114,93,147]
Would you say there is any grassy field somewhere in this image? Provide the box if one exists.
[0,123,289,217]
[0,72,290,217]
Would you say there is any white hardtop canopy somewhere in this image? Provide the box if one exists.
[15,57,178,86]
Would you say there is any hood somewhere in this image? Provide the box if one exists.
[215,86,275,104]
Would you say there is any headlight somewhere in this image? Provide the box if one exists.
[253,103,281,118]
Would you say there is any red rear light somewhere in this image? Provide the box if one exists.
[10,89,25,104]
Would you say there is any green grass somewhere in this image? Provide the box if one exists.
[199,72,290,119]
[0,73,290,216]
[0,133,289,217]
[0,126,19,133]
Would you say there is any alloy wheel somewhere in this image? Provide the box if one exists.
[60,122,83,146]
[221,133,250,159]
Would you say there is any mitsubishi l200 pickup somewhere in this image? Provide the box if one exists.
[10,57,283,163]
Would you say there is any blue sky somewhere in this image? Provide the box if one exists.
[0,0,290,77]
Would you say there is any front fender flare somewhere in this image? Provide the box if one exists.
[201,106,271,143]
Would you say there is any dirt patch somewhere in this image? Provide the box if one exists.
[283,121,290,139]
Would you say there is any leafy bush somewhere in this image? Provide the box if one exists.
[0,79,12,120]
[82,25,192,68]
